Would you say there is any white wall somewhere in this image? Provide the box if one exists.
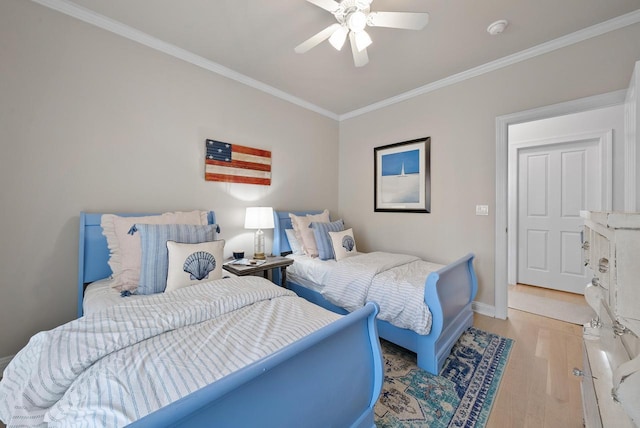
[339,23,640,310]
[0,0,339,358]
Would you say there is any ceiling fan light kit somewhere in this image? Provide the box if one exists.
[354,30,372,51]
[296,0,429,67]
[329,25,349,50]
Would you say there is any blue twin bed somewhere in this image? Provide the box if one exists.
[272,210,478,376]
[0,212,383,428]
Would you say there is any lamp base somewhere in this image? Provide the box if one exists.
[253,228,266,260]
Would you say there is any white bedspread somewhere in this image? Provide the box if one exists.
[0,277,341,427]
[321,252,442,335]
[83,277,149,315]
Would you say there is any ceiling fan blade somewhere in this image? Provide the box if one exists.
[295,23,341,54]
[349,31,369,67]
[305,0,340,13]
[367,11,429,30]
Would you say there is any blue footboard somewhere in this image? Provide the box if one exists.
[129,302,383,428]
[273,210,478,376]
[419,252,477,373]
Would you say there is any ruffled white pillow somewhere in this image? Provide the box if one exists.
[289,210,329,257]
[101,211,208,291]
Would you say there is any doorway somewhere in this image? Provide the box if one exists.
[494,90,627,319]
[510,129,612,294]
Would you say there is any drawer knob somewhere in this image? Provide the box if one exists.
[598,258,609,273]
[573,367,597,379]
[613,321,628,337]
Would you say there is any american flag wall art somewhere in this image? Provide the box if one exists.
[205,139,271,186]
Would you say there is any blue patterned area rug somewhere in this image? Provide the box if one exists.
[375,327,513,428]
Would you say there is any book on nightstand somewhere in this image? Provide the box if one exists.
[224,258,266,266]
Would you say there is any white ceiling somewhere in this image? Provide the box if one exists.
[36,0,640,118]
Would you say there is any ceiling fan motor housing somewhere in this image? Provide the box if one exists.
[333,0,371,28]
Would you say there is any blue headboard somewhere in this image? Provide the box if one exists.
[77,211,217,317]
[272,210,324,256]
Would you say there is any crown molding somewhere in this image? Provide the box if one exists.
[30,0,339,121]
[30,1,640,122]
[339,9,640,121]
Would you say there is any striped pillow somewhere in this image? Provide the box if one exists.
[101,211,209,291]
[134,223,220,295]
[310,219,345,260]
[289,210,330,257]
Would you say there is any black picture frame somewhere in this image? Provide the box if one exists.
[374,137,431,213]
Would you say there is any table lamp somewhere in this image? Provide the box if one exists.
[244,207,274,260]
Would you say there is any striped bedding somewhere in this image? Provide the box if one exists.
[321,252,443,335]
[0,277,341,428]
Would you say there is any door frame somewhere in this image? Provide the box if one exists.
[507,130,613,286]
[494,89,626,319]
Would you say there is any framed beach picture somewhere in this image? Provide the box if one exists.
[374,137,431,213]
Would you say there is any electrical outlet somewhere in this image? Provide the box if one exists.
[476,205,489,216]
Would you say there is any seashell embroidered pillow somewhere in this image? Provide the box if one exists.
[328,228,358,261]
[165,240,225,293]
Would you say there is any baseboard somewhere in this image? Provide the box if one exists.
[472,301,496,318]
[0,355,14,375]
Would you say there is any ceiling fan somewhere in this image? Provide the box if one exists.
[295,0,429,67]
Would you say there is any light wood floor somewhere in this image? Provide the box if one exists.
[477,305,584,428]
[511,282,590,307]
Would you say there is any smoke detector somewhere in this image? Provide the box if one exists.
[487,19,508,35]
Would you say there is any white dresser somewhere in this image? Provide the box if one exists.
[581,211,640,428]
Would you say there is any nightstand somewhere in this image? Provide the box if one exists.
[223,256,294,287]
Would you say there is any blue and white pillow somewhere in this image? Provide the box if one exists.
[329,228,358,261]
[165,240,225,293]
[134,223,219,295]
[310,219,345,260]
[285,229,304,255]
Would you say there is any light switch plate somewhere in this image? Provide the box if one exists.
[476,205,489,216]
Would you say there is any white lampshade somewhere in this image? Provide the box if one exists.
[244,207,274,260]
[244,207,275,229]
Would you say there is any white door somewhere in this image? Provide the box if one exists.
[517,136,609,294]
